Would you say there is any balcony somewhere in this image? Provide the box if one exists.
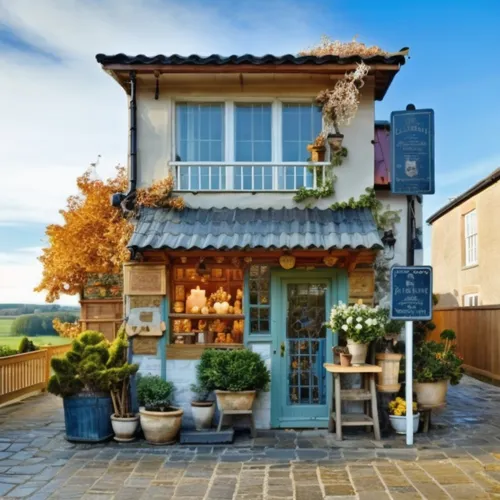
[170,162,331,192]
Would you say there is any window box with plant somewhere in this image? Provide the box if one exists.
[136,375,183,445]
[48,331,114,442]
[198,349,270,412]
[413,329,464,406]
[327,302,387,365]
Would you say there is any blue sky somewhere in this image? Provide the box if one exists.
[0,0,499,303]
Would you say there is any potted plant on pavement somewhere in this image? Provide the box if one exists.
[136,374,183,444]
[190,384,215,430]
[376,314,404,392]
[327,302,387,365]
[198,349,270,412]
[104,328,139,441]
[388,397,419,434]
[48,330,114,442]
[413,329,464,406]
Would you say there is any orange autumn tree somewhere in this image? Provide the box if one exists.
[35,166,133,303]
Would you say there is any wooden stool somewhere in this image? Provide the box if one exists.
[418,403,446,433]
[217,409,256,438]
[324,363,382,441]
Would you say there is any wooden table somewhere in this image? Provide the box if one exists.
[324,363,382,441]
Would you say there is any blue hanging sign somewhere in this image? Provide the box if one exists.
[390,266,433,320]
[391,109,435,194]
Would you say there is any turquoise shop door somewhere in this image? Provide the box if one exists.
[272,278,331,428]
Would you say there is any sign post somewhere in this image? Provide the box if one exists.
[390,266,433,445]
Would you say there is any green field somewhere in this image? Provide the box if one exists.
[0,318,71,349]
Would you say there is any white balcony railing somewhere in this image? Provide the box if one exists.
[170,162,331,192]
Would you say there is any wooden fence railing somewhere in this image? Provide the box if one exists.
[0,344,72,405]
[430,306,500,381]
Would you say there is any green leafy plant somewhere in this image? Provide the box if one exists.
[198,349,270,392]
[136,374,176,412]
[48,330,110,397]
[102,327,139,418]
[18,337,39,353]
[327,302,387,344]
[413,330,464,385]
[331,147,348,166]
[190,384,211,402]
[293,179,335,203]
[0,346,18,357]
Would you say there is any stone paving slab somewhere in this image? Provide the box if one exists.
[2,376,500,497]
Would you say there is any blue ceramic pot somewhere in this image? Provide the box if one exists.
[63,392,114,442]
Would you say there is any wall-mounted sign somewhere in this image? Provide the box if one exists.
[390,266,433,320]
[126,307,165,337]
[123,264,167,295]
[391,109,435,194]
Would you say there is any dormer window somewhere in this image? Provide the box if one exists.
[173,101,323,191]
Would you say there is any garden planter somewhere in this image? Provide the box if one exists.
[191,401,215,430]
[215,390,256,411]
[327,133,344,151]
[340,353,352,367]
[111,414,139,442]
[139,407,184,445]
[414,380,448,406]
[389,413,420,434]
[346,339,369,365]
[306,145,326,162]
[63,393,114,442]
[376,353,403,392]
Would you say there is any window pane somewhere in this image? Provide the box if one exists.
[176,103,224,162]
[282,103,322,162]
[249,265,271,334]
[235,104,272,164]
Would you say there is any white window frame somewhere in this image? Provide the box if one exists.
[464,210,478,266]
[463,293,479,307]
[171,98,323,191]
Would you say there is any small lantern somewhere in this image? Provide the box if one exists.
[382,230,397,260]
[323,255,338,267]
[279,255,296,270]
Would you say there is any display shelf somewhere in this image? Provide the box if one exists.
[169,313,245,320]
[167,343,244,360]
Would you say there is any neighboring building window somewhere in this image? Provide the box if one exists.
[464,210,478,266]
[281,103,323,189]
[234,103,272,190]
[464,293,479,307]
[176,103,225,190]
[249,265,270,334]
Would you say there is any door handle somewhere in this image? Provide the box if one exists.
[280,341,286,357]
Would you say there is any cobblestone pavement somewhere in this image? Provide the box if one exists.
[1,376,500,498]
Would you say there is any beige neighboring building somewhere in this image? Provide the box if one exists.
[428,168,500,306]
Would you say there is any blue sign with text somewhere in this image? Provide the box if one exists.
[390,266,433,320]
[391,109,435,194]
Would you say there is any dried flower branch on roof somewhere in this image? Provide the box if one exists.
[299,35,388,58]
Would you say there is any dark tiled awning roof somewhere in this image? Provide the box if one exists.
[95,52,407,66]
[128,207,383,251]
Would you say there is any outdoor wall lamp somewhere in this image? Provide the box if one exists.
[382,230,396,260]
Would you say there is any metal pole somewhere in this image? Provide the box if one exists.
[405,320,414,445]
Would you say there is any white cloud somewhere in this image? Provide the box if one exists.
[0,0,322,303]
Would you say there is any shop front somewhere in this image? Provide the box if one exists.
[124,206,381,429]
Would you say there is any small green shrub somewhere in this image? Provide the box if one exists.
[48,330,110,397]
[0,346,18,357]
[198,349,270,392]
[136,375,175,412]
[18,337,39,353]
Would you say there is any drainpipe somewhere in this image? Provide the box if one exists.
[112,70,138,207]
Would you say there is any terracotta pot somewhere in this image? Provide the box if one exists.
[340,353,352,367]
[139,407,184,445]
[191,401,215,430]
[346,339,369,365]
[376,353,403,392]
[215,390,256,411]
[111,414,139,442]
[389,414,420,434]
[414,380,448,407]
[307,146,326,162]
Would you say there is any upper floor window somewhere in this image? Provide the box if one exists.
[464,210,478,266]
[464,293,479,307]
[174,101,324,191]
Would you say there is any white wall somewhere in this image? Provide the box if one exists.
[135,88,375,208]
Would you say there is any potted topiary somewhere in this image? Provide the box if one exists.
[327,302,387,365]
[413,329,463,406]
[48,330,114,442]
[103,328,139,441]
[136,375,183,444]
[198,349,270,412]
